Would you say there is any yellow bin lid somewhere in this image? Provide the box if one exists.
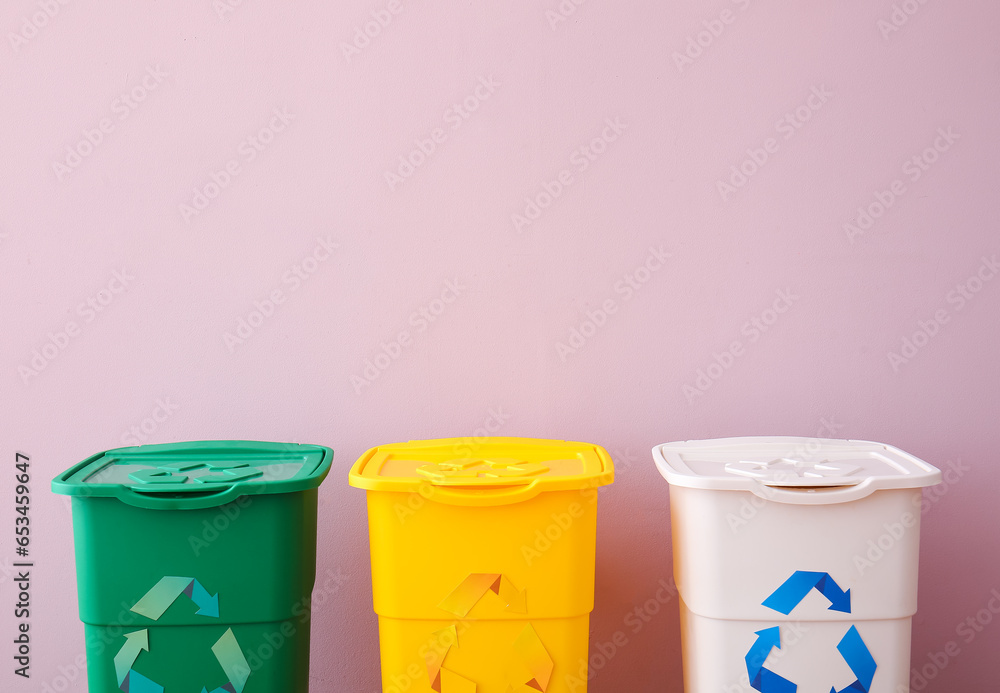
[349,437,614,505]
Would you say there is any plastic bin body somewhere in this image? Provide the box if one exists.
[350,437,614,693]
[653,437,941,693]
[52,440,332,693]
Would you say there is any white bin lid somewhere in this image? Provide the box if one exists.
[653,437,941,504]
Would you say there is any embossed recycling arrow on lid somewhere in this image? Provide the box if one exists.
[725,457,863,487]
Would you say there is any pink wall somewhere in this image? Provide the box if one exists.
[2,1,998,691]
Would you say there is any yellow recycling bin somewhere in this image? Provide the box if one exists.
[349,437,614,693]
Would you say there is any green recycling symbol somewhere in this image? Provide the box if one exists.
[114,576,250,693]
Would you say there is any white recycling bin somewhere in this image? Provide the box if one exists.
[652,437,941,693]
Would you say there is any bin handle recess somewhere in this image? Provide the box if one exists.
[116,485,247,510]
[749,477,880,505]
[424,481,545,507]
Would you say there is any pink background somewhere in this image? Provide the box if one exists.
[2,1,998,691]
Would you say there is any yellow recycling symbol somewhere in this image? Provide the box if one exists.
[426,574,554,692]
[424,623,554,693]
[438,573,526,617]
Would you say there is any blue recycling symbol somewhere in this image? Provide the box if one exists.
[745,571,877,693]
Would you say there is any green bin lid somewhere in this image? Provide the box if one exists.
[52,440,333,510]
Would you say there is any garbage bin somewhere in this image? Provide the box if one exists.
[349,437,614,693]
[652,437,941,693]
[52,440,332,693]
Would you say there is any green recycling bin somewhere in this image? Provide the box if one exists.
[52,440,332,693]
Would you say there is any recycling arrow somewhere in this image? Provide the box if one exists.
[437,573,527,617]
[114,630,149,685]
[745,627,796,693]
[115,630,163,693]
[417,459,550,485]
[762,571,851,615]
[196,466,263,484]
[424,625,475,693]
[831,625,877,693]
[131,576,220,620]
[129,469,188,485]
[202,628,252,693]
[121,669,163,693]
[507,623,554,692]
